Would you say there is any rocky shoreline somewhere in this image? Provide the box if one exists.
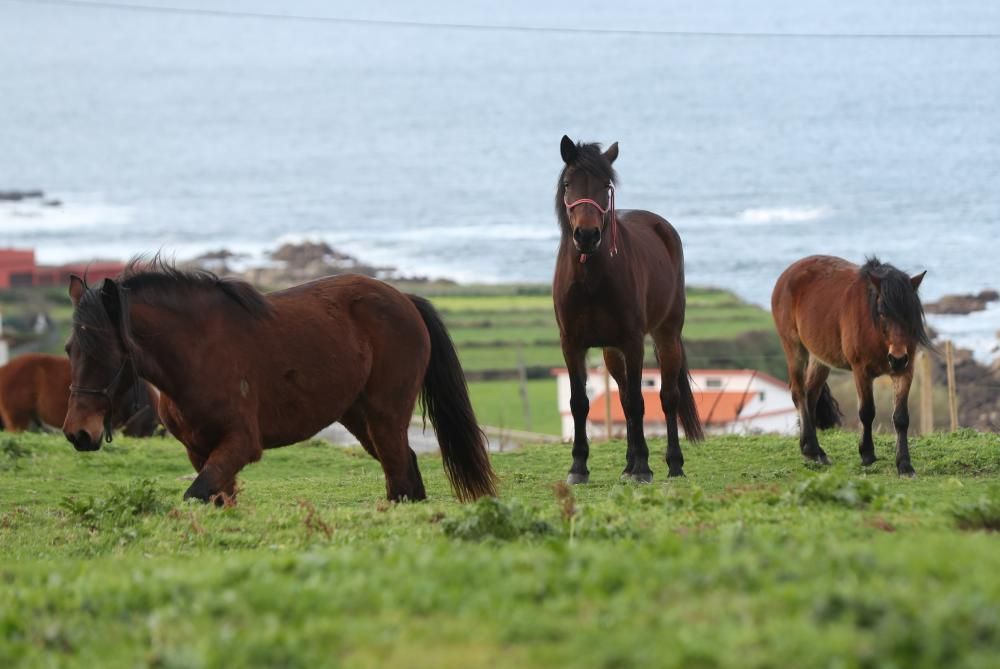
[184,241,453,289]
[924,289,1000,315]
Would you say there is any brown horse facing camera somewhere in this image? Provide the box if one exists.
[62,261,497,503]
[0,352,159,437]
[554,136,704,484]
[771,255,930,476]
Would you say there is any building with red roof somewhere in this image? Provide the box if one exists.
[0,248,125,289]
[551,367,797,440]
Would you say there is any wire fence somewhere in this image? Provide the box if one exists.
[5,0,1000,41]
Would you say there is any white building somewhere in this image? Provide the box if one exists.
[551,368,797,440]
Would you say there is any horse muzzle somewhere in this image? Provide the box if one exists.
[887,353,909,373]
[65,429,102,452]
[573,227,602,254]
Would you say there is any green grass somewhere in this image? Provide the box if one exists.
[467,379,560,435]
[2,429,1000,668]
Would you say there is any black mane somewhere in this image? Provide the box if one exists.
[72,256,272,360]
[861,256,931,348]
[555,141,618,232]
[119,256,272,319]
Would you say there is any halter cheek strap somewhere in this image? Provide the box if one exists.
[564,184,618,263]
[69,358,130,443]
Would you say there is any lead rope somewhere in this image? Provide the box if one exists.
[565,184,618,263]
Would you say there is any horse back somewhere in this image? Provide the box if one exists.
[772,255,871,369]
[0,353,70,428]
[621,210,687,327]
[250,274,431,446]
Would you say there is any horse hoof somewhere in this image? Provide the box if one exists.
[804,453,831,466]
[897,464,916,478]
[668,468,685,478]
[630,472,653,484]
[861,455,877,467]
[567,472,590,485]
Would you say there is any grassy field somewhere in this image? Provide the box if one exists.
[2,429,1000,668]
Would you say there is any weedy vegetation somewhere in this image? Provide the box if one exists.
[1,429,999,668]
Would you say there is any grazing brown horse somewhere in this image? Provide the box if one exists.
[0,352,159,436]
[554,136,703,484]
[62,260,496,503]
[771,255,930,475]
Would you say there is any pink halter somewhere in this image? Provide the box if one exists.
[564,184,618,263]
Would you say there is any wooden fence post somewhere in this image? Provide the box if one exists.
[944,340,959,431]
[919,350,934,435]
[604,364,613,440]
[515,346,532,432]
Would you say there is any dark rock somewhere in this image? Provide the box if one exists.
[924,290,1000,315]
[0,189,44,201]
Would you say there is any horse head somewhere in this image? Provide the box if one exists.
[63,275,138,451]
[557,135,619,259]
[866,264,929,373]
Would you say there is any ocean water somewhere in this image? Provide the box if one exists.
[1,0,999,352]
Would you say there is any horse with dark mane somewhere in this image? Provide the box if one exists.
[0,352,159,436]
[62,259,496,503]
[771,255,930,475]
[553,136,703,484]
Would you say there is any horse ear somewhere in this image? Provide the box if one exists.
[68,274,85,306]
[603,142,619,164]
[867,271,882,292]
[100,278,121,321]
[910,270,927,291]
[560,135,577,163]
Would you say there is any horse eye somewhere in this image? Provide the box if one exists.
[562,181,569,188]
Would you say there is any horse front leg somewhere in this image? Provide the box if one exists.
[562,342,591,485]
[184,431,262,504]
[621,338,652,483]
[892,372,916,477]
[602,348,633,479]
[853,369,876,466]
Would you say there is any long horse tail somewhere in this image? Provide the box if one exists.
[677,345,705,442]
[408,295,498,502]
[814,383,843,430]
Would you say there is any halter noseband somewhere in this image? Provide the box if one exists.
[564,184,618,263]
[69,358,131,443]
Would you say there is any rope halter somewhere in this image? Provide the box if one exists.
[564,183,618,263]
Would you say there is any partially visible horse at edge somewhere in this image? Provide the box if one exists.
[0,352,159,437]
[771,255,930,475]
[62,260,497,503]
[553,135,704,484]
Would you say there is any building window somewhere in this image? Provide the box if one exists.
[642,378,657,388]
[705,378,722,388]
[759,392,766,401]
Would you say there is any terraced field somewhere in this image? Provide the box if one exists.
[424,285,779,435]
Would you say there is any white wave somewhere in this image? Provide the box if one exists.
[0,196,132,234]
[738,206,830,224]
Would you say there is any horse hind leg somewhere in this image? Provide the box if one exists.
[339,404,380,462]
[652,331,685,478]
[362,402,426,502]
[803,359,832,465]
[781,337,827,464]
